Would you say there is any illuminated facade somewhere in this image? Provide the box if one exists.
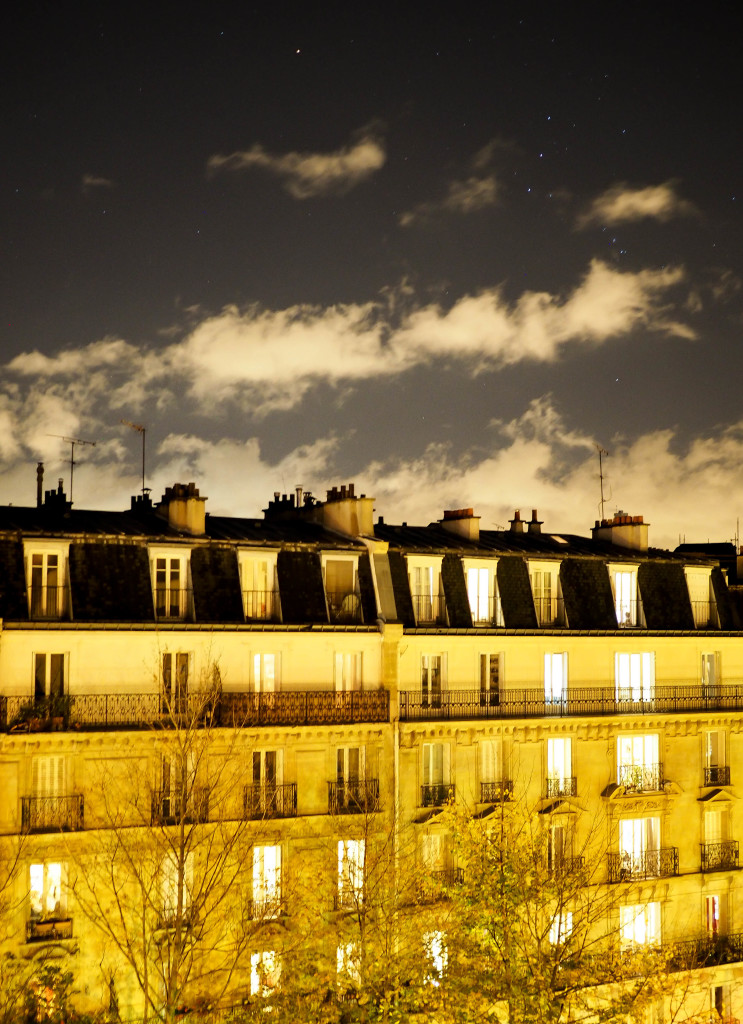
[0,477,742,1019]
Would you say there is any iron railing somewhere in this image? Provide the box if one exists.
[607,847,679,883]
[21,795,84,833]
[701,840,739,872]
[399,683,743,721]
[705,765,731,786]
[328,779,380,814]
[545,776,577,798]
[533,596,566,627]
[326,589,363,624]
[615,599,642,628]
[28,584,68,620]
[244,783,297,819]
[618,762,664,793]
[334,886,364,911]
[1,688,390,732]
[411,593,446,625]
[480,779,513,802]
[668,931,743,969]
[151,787,209,826]
[247,895,284,921]
[154,586,192,621]
[691,600,719,629]
[470,596,504,627]
[417,867,464,902]
[548,855,585,877]
[420,783,455,808]
[26,918,73,943]
[243,589,280,622]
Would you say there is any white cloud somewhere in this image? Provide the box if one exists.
[81,174,115,194]
[3,261,693,421]
[400,143,501,226]
[206,127,386,198]
[577,181,697,229]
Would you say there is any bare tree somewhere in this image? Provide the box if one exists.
[69,675,267,1024]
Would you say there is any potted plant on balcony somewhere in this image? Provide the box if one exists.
[10,699,48,733]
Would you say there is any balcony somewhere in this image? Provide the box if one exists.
[28,584,68,620]
[470,596,503,627]
[417,867,464,903]
[328,779,380,814]
[398,682,743,722]
[668,931,743,970]
[154,586,192,621]
[545,776,577,799]
[607,847,679,882]
[248,895,284,921]
[243,589,280,622]
[421,783,455,808]
[615,599,642,628]
[533,596,565,627]
[618,762,664,793]
[411,593,446,626]
[691,600,719,629]
[21,795,84,833]
[548,855,585,877]
[244,783,297,819]
[151,787,209,826]
[701,840,739,872]
[26,917,73,943]
[705,765,731,786]
[334,886,364,911]
[1,688,390,733]
[326,589,363,624]
[480,779,513,802]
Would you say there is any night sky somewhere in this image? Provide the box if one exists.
[2,5,742,548]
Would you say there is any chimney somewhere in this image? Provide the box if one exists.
[440,508,480,542]
[592,511,649,552]
[528,509,542,535]
[509,509,524,533]
[156,482,207,536]
[313,482,374,537]
[36,462,44,508]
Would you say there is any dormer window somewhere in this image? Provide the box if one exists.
[463,560,502,626]
[529,562,564,626]
[24,543,70,620]
[608,565,640,627]
[239,553,280,621]
[322,555,362,624]
[685,568,717,629]
[407,556,445,625]
[150,549,192,621]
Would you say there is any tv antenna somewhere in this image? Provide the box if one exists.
[47,434,97,503]
[596,444,610,521]
[121,420,148,496]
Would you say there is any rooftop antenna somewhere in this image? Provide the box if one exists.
[596,444,610,521]
[47,434,96,503]
[121,420,148,496]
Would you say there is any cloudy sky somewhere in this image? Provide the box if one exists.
[2,5,742,548]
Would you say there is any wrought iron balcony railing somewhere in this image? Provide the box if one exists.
[480,779,513,802]
[667,931,743,969]
[244,783,297,819]
[21,795,84,833]
[615,599,642,628]
[243,589,280,621]
[420,783,455,808]
[607,847,679,883]
[548,854,585,877]
[701,840,739,872]
[545,776,577,798]
[26,917,73,943]
[151,787,209,826]
[705,764,731,786]
[28,584,69,620]
[1,688,390,732]
[154,586,192,621]
[469,596,504,627]
[411,593,446,625]
[691,600,719,629]
[399,682,743,722]
[618,762,664,793]
[247,895,284,921]
[533,596,566,626]
[334,886,364,911]
[326,589,363,624]
[417,867,464,903]
[328,779,380,814]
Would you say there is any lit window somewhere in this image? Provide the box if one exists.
[618,817,661,878]
[250,950,280,997]
[421,654,445,707]
[152,554,190,620]
[336,942,361,988]
[240,555,279,621]
[33,653,67,701]
[324,557,362,623]
[530,564,562,625]
[28,551,67,619]
[252,846,282,919]
[334,652,362,692]
[549,910,573,945]
[161,852,194,926]
[252,653,280,693]
[422,742,451,806]
[423,930,448,985]
[610,568,638,626]
[615,653,655,703]
[620,902,661,949]
[480,653,500,706]
[408,560,444,624]
[161,652,190,715]
[465,563,502,625]
[547,738,573,797]
[617,734,660,791]
[29,862,65,919]
[337,839,365,909]
[544,653,567,704]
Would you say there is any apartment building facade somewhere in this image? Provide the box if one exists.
[0,477,742,1020]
